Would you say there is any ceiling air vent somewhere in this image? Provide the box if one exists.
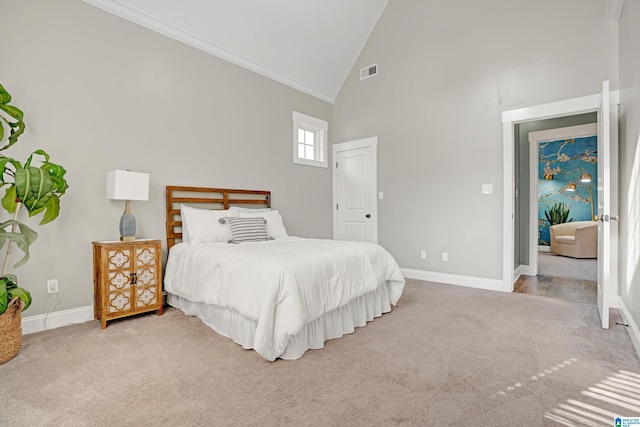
[360,63,378,80]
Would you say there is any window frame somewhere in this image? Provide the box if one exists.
[292,111,328,168]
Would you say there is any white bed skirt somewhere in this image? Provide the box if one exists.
[167,282,393,360]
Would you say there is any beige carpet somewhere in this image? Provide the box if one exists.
[2,279,640,426]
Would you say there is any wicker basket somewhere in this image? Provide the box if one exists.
[0,298,23,365]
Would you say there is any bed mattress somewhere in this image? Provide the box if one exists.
[164,237,405,360]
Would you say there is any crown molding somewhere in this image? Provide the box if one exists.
[82,0,335,104]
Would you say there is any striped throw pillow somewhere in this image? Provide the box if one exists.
[227,217,269,243]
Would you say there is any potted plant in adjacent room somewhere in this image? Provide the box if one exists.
[544,202,573,226]
[0,83,69,364]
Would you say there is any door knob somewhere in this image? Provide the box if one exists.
[598,214,620,222]
[365,214,371,218]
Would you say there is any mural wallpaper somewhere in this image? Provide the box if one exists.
[538,135,598,246]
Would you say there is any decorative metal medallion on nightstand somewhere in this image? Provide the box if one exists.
[92,239,163,328]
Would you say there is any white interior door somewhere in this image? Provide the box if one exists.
[333,137,377,243]
[597,80,613,329]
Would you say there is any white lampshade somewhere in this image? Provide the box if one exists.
[106,170,149,201]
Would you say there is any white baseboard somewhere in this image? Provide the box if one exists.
[617,297,640,360]
[514,265,524,282]
[519,264,537,276]
[538,246,551,252]
[402,268,509,293]
[21,305,94,335]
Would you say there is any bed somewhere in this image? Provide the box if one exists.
[164,186,405,361]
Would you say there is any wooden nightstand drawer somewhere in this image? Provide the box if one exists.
[92,239,163,328]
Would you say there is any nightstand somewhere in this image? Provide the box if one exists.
[92,239,163,329]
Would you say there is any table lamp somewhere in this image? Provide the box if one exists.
[106,170,149,241]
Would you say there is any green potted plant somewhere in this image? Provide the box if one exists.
[544,202,573,226]
[0,83,68,364]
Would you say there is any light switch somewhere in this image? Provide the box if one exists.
[481,184,493,195]
[379,191,384,199]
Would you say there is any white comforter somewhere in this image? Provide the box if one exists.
[164,237,405,360]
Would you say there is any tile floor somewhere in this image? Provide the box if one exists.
[514,251,598,305]
[514,274,597,304]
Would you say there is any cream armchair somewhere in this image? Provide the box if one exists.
[549,221,598,258]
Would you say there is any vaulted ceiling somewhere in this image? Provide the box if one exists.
[82,0,624,104]
[83,0,389,103]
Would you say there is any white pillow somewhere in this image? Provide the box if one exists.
[238,210,288,238]
[180,205,238,243]
[180,204,191,242]
[228,206,271,213]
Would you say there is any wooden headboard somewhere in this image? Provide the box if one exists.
[165,186,271,249]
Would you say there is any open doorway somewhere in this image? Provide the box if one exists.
[502,83,619,329]
[514,118,598,303]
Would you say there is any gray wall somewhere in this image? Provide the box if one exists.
[618,1,640,329]
[0,0,332,316]
[514,113,597,267]
[1,0,632,320]
[333,0,618,280]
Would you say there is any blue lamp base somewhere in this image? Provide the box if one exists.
[119,201,137,241]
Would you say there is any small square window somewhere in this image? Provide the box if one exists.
[293,111,327,168]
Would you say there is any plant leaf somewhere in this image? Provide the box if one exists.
[30,149,50,163]
[0,157,19,184]
[6,120,25,147]
[15,167,52,212]
[0,84,11,104]
[8,286,31,311]
[0,219,38,269]
[0,84,25,151]
[1,185,17,213]
[41,160,68,193]
[0,280,7,314]
[40,195,60,225]
[0,104,24,122]
[1,274,18,287]
[0,104,25,147]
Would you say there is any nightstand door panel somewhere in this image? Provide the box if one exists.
[108,248,132,270]
[134,246,159,310]
[107,270,132,313]
[108,289,131,313]
[106,248,134,315]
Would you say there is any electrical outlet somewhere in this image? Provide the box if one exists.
[420,250,426,260]
[47,279,58,294]
[442,252,448,262]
